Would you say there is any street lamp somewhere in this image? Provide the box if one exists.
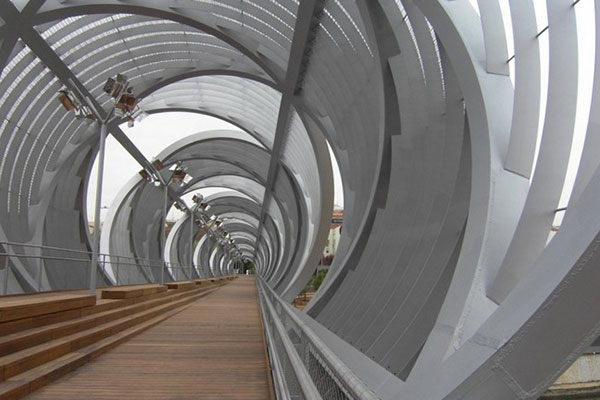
[57,90,95,121]
[155,161,188,283]
[190,194,205,275]
[57,74,143,295]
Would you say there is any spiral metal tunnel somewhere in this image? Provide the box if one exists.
[1,0,600,398]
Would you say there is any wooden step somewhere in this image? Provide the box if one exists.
[0,286,219,382]
[0,284,219,359]
[0,286,175,337]
[165,281,196,291]
[193,278,222,286]
[101,284,167,300]
[0,283,221,354]
[0,289,182,357]
[0,302,193,400]
[0,294,95,323]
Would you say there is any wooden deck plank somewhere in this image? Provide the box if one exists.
[100,284,167,300]
[26,276,273,399]
[0,295,95,323]
[164,281,196,291]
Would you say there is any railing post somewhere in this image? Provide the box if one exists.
[101,253,106,284]
[160,261,165,285]
[2,255,8,295]
[36,262,43,292]
[115,256,120,286]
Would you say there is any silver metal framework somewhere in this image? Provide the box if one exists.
[0,0,599,399]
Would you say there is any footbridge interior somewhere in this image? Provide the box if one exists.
[0,0,599,399]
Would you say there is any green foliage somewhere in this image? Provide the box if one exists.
[311,269,328,291]
[300,269,328,293]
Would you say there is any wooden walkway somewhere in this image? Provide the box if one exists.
[26,276,274,399]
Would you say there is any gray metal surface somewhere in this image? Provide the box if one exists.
[0,1,598,399]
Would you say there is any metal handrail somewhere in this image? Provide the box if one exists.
[0,241,202,294]
[257,278,323,399]
[0,252,193,270]
[0,241,93,255]
[258,288,292,400]
[0,241,196,269]
[257,277,379,400]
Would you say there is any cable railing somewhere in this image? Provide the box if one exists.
[0,241,200,295]
[256,277,379,400]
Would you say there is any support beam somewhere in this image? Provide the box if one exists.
[0,5,200,223]
[253,0,326,260]
[0,2,183,199]
[0,1,212,283]
[0,32,18,75]
[0,0,158,178]
[0,0,308,280]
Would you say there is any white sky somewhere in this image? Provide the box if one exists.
[468,0,594,235]
[87,112,240,221]
[87,112,345,222]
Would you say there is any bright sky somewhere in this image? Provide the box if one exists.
[87,112,240,221]
[87,112,345,222]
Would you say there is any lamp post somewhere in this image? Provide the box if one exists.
[189,209,195,278]
[58,74,143,295]
[189,194,205,278]
[161,179,168,284]
[156,163,187,283]
[88,121,108,295]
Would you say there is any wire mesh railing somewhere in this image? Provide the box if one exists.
[256,277,379,400]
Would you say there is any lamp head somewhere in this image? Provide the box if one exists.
[192,194,204,204]
[57,90,77,111]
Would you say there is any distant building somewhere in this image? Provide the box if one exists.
[320,209,343,268]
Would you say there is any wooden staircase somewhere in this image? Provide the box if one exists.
[0,276,237,399]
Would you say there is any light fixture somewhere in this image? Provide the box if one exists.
[139,169,151,181]
[126,107,148,127]
[152,159,164,171]
[115,92,137,115]
[192,194,204,204]
[171,168,187,183]
[103,74,146,127]
[74,105,95,120]
[57,90,78,111]
[57,89,96,120]
[102,74,128,99]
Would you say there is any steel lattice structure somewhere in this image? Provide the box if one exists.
[0,0,599,398]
